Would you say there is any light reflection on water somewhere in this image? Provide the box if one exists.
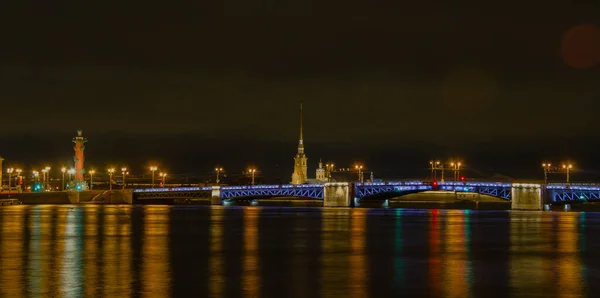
[0,205,596,297]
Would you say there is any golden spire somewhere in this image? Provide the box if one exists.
[299,102,303,144]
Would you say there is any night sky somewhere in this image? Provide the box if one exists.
[1,1,600,180]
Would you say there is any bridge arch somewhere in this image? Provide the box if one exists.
[355,182,512,201]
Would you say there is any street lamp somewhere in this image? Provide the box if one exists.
[429,160,441,181]
[108,168,115,191]
[68,168,75,185]
[354,165,364,183]
[33,171,39,183]
[61,167,66,191]
[89,170,95,190]
[248,168,257,185]
[122,167,128,190]
[41,168,48,191]
[562,164,574,185]
[159,172,167,186]
[450,162,462,182]
[150,166,158,188]
[541,163,552,185]
[6,168,13,191]
[15,169,22,190]
[44,167,51,191]
[325,163,334,179]
[215,167,224,185]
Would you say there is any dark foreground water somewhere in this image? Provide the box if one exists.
[0,205,599,298]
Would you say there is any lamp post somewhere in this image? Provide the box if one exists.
[121,167,127,190]
[248,168,256,185]
[159,172,167,186]
[541,163,552,185]
[68,169,75,187]
[44,167,51,190]
[429,160,441,181]
[562,164,573,185]
[41,168,48,191]
[61,167,66,191]
[108,168,115,191]
[7,168,13,191]
[89,170,95,190]
[325,163,334,180]
[150,166,158,188]
[15,169,22,189]
[354,165,364,183]
[215,167,223,185]
[33,171,39,183]
[450,162,462,182]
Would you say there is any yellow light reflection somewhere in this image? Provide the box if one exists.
[429,209,442,297]
[84,205,99,297]
[103,210,120,298]
[509,212,552,294]
[442,210,471,298]
[119,206,133,297]
[209,207,225,298]
[61,207,84,298]
[0,206,26,297]
[349,208,367,298]
[142,206,171,298]
[556,213,584,298]
[242,207,261,297]
[321,209,351,297]
[52,206,68,296]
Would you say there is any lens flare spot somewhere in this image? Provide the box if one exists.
[560,24,600,69]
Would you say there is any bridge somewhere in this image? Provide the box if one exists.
[132,181,600,209]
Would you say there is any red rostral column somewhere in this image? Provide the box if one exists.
[73,130,87,182]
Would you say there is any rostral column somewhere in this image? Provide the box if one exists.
[73,130,87,182]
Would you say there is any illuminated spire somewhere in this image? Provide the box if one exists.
[299,102,303,144]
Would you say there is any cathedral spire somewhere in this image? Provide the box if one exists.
[299,102,303,145]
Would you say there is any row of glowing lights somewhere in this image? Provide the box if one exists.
[6,166,169,178]
[134,184,327,192]
[429,160,463,169]
[541,162,574,169]
[361,181,513,187]
[134,183,600,194]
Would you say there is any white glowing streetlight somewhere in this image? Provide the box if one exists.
[450,162,462,182]
[61,167,67,191]
[6,168,13,190]
[541,162,552,185]
[68,168,75,182]
[429,160,441,181]
[159,172,167,186]
[108,168,115,191]
[89,170,96,190]
[121,167,128,190]
[149,166,158,188]
[562,163,574,185]
[354,164,364,183]
[215,167,224,185]
[248,168,257,185]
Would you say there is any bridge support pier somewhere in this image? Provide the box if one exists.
[211,186,222,205]
[323,182,351,207]
[511,183,542,210]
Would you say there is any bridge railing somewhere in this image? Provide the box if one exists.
[221,184,325,190]
[133,186,213,193]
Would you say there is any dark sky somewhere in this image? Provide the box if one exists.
[1,1,600,179]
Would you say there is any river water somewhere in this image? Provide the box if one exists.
[0,205,598,298]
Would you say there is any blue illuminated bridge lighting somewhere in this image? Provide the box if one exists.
[132,181,600,203]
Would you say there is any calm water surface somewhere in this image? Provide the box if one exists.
[0,205,599,298]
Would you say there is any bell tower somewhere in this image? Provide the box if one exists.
[291,103,308,184]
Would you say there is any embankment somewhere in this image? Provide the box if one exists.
[0,190,133,204]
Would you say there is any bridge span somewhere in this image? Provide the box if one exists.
[132,181,600,210]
